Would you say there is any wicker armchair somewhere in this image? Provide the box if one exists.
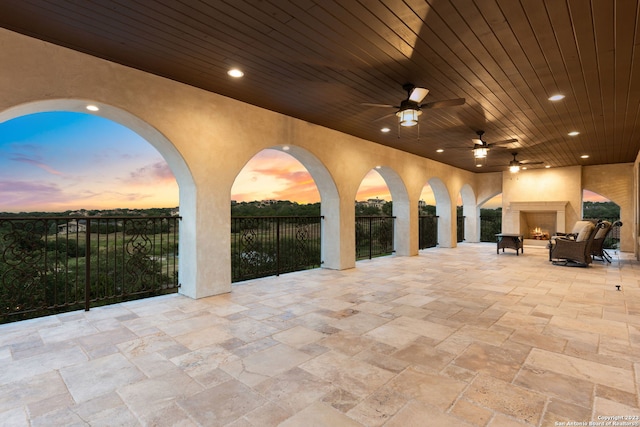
[549,220,601,266]
[591,220,622,263]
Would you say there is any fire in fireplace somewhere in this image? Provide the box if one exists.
[520,211,556,239]
[530,227,549,240]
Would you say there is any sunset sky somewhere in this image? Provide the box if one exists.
[0,112,605,212]
[0,112,178,212]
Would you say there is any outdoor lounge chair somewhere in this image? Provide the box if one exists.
[591,220,622,263]
[549,220,601,266]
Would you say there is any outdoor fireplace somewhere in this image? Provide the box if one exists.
[519,211,556,240]
[505,201,568,246]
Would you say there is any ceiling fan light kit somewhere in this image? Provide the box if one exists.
[473,146,489,158]
[508,152,543,173]
[396,108,421,126]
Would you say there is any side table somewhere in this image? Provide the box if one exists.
[495,233,524,256]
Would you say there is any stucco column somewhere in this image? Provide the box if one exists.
[178,183,232,298]
[394,197,418,256]
[463,205,480,243]
[322,192,356,270]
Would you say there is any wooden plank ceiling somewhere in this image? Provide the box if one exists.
[0,0,638,173]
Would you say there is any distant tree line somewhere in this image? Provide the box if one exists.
[0,207,179,218]
[583,201,620,219]
[231,201,320,217]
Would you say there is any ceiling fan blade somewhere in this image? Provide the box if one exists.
[491,138,519,147]
[520,161,544,165]
[372,112,397,123]
[361,102,396,108]
[472,138,483,145]
[408,87,429,103]
[421,98,466,109]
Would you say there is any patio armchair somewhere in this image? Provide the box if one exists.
[591,220,622,263]
[549,220,601,266]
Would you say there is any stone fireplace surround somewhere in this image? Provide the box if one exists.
[505,201,569,245]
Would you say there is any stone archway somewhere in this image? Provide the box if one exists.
[372,166,412,256]
[0,99,200,297]
[233,145,342,270]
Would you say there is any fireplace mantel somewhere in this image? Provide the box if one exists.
[507,201,568,234]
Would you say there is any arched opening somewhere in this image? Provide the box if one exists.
[479,193,503,241]
[354,166,411,258]
[419,183,437,249]
[582,189,620,221]
[355,168,393,260]
[0,100,196,320]
[230,148,323,282]
[0,112,178,211]
[231,145,341,277]
[582,189,622,252]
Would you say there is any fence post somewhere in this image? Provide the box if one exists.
[368,217,373,259]
[84,220,91,312]
[276,217,281,276]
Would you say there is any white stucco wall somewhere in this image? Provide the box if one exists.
[502,166,583,234]
[582,164,634,252]
[2,28,636,297]
[0,28,483,298]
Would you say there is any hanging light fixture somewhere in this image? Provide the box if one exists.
[509,153,521,173]
[473,146,489,159]
[396,108,421,127]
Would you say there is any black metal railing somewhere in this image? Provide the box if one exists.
[355,216,395,260]
[231,216,323,282]
[584,217,622,249]
[0,216,179,324]
[457,215,465,242]
[418,215,438,249]
[480,214,502,242]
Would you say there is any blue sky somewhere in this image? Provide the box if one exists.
[0,112,393,212]
[0,112,177,212]
[0,112,603,212]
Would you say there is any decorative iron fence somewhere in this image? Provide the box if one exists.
[457,215,465,242]
[355,216,395,260]
[231,216,323,282]
[584,217,622,249]
[418,215,438,249]
[0,216,179,324]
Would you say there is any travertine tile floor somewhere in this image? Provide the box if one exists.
[2,243,640,426]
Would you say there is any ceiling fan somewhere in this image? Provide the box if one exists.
[471,130,518,159]
[508,152,544,173]
[362,83,465,127]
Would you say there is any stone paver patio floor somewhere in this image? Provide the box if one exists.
[1,243,640,426]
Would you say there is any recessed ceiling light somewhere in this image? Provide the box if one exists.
[581,155,589,159]
[381,127,391,133]
[522,166,528,170]
[86,105,99,111]
[568,131,580,136]
[545,165,551,168]
[475,164,482,168]
[227,68,244,78]
[436,149,444,153]
[548,94,565,101]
